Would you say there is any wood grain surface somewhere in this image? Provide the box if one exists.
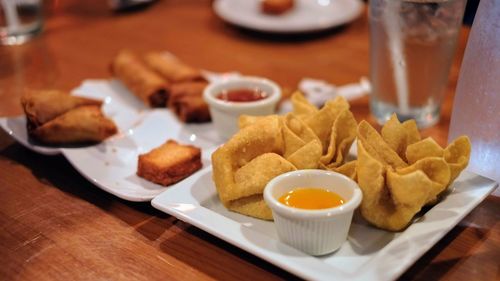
[0,1,498,280]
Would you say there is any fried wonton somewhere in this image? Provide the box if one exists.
[21,90,117,144]
[212,92,358,220]
[212,116,291,220]
[356,114,471,231]
[289,92,357,171]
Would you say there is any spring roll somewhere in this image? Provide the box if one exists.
[32,105,117,144]
[168,81,211,123]
[168,81,208,107]
[110,50,169,107]
[171,95,211,123]
[21,89,102,128]
[143,52,204,83]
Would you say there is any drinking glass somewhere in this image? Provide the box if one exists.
[0,0,43,45]
[448,0,500,186]
[369,0,467,128]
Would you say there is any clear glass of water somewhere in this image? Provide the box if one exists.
[448,0,500,186]
[369,0,467,128]
[0,0,43,45]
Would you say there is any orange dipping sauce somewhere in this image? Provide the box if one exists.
[216,88,268,102]
[278,188,345,210]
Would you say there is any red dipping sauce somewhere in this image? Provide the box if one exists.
[216,88,268,102]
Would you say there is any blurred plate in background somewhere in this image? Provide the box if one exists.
[213,0,364,33]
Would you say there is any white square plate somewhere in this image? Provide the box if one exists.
[151,169,497,280]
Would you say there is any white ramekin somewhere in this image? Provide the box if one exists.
[203,76,281,140]
[263,169,362,256]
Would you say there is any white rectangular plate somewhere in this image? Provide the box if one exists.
[151,169,497,281]
[0,79,223,201]
[60,79,222,201]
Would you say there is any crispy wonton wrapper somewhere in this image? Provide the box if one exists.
[212,92,357,220]
[356,114,471,231]
[212,116,289,220]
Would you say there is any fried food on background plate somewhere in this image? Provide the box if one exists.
[212,92,358,220]
[21,90,117,144]
[261,0,294,15]
[137,140,202,186]
[356,114,471,231]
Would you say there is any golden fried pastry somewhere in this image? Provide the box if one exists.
[212,116,291,220]
[171,95,211,123]
[212,92,358,220]
[31,106,117,144]
[168,81,211,123]
[289,92,357,170]
[137,140,202,186]
[262,0,294,15]
[21,90,117,144]
[110,49,170,107]
[356,114,471,231]
[144,52,204,83]
[21,89,102,128]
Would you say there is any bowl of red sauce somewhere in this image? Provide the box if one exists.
[264,169,362,256]
[203,76,281,140]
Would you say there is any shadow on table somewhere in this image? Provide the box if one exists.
[397,224,467,280]
[158,222,301,281]
[226,24,349,43]
[0,140,168,227]
[398,194,499,281]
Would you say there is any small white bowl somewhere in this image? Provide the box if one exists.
[264,169,362,256]
[203,76,281,140]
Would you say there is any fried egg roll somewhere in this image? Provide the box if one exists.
[168,81,211,123]
[143,52,204,83]
[171,95,211,123]
[110,50,169,107]
[21,89,102,128]
[32,105,117,144]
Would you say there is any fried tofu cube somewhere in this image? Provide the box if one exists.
[137,140,202,186]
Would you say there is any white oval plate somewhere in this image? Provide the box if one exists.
[213,0,364,33]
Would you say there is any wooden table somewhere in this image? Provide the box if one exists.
[1,1,498,280]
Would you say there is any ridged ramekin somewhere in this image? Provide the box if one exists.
[203,76,281,140]
[263,169,362,256]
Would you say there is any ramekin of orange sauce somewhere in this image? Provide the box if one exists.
[263,170,362,256]
[278,187,345,210]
